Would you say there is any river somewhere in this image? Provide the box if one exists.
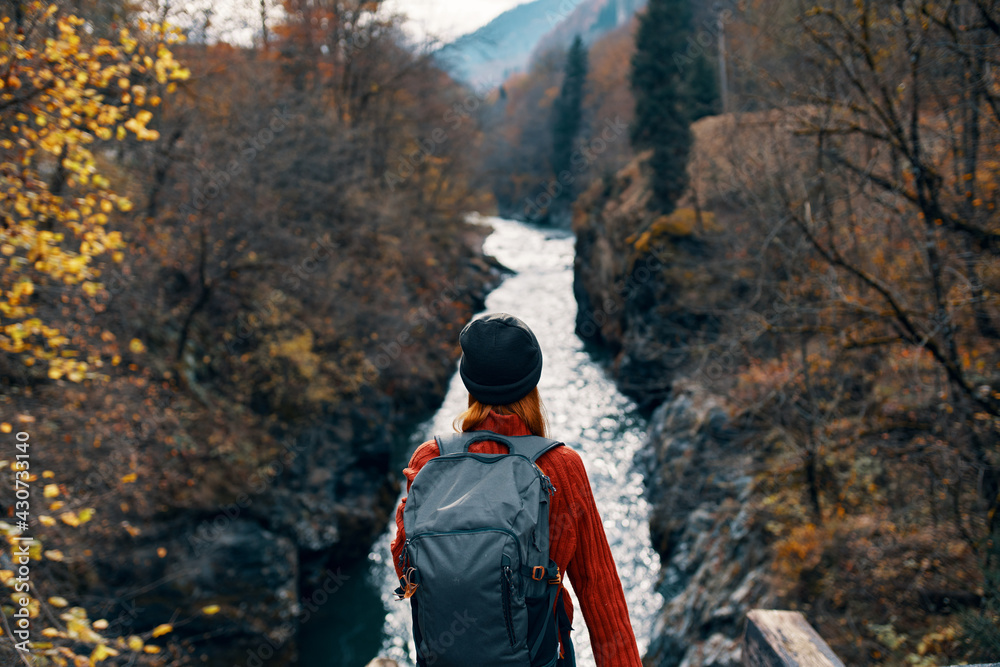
[299,216,662,666]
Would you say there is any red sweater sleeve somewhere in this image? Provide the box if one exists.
[391,440,439,579]
[562,450,642,667]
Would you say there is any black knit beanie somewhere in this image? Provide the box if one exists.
[459,313,543,406]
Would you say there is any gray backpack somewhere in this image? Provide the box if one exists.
[396,430,566,666]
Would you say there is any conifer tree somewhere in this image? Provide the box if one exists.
[687,51,720,122]
[629,0,694,213]
[551,36,588,209]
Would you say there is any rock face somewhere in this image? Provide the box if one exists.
[571,155,720,410]
[640,383,771,667]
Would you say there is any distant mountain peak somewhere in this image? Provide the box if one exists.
[436,0,646,88]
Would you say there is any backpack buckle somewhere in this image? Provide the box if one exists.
[394,567,420,600]
[532,566,546,581]
[548,564,561,585]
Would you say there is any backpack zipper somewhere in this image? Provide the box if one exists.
[407,527,523,561]
[398,541,410,572]
[501,556,516,648]
[540,472,557,496]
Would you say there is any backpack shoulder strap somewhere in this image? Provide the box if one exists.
[433,430,563,461]
[506,434,564,463]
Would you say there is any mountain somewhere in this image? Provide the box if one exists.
[435,0,571,88]
[532,0,647,57]
[436,0,647,88]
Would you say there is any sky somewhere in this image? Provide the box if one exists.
[174,0,527,47]
[384,0,528,42]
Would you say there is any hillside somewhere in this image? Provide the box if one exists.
[573,98,1000,664]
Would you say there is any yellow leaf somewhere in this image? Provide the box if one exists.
[151,623,172,638]
[48,596,69,608]
[91,644,119,662]
[143,645,161,653]
[44,549,65,561]
[120,473,137,484]
[44,484,60,498]
[127,635,143,651]
[59,511,80,527]
[128,339,145,354]
[39,515,56,527]
[201,604,220,615]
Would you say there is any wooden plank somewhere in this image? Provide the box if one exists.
[742,610,845,667]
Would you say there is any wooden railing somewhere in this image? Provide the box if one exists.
[742,610,845,666]
[743,609,999,667]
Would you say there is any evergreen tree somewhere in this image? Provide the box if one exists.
[551,36,588,202]
[687,51,720,122]
[629,0,694,213]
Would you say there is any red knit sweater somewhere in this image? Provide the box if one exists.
[390,411,642,667]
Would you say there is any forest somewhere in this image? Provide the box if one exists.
[0,0,998,665]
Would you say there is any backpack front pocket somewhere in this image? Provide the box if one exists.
[408,528,529,666]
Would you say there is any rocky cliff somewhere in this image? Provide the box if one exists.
[639,382,772,667]
[572,151,723,410]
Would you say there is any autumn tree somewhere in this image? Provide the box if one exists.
[0,2,188,383]
[0,2,192,662]
[679,0,1000,659]
[787,0,1000,484]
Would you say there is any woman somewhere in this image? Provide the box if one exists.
[391,313,641,666]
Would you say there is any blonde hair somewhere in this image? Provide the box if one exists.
[454,386,549,437]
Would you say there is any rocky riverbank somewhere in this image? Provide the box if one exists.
[639,382,771,667]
